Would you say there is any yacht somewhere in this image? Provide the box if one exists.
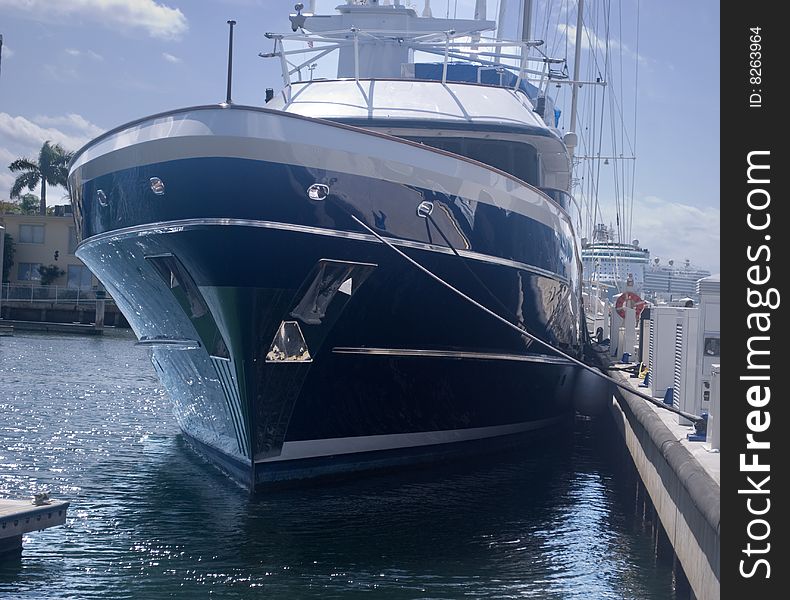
[68,1,588,488]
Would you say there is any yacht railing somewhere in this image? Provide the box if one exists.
[260,27,573,97]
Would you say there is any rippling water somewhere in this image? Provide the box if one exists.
[1,331,676,599]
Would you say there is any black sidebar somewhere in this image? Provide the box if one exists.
[722,3,786,598]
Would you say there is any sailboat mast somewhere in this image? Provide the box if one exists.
[521,1,532,43]
[568,0,585,162]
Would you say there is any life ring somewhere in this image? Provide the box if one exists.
[615,291,646,319]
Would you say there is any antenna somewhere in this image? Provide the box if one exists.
[226,20,237,104]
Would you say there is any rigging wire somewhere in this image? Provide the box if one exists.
[542,0,639,249]
[543,0,641,290]
[629,0,641,242]
[583,41,599,238]
[601,0,625,247]
[618,0,627,242]
[592,2,609,248]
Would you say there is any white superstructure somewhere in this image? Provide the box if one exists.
[581,223,649,300]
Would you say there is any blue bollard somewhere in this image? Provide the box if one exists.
[663,387,674,406]
[640,371,650,388]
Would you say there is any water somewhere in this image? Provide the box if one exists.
[1,331,676,599]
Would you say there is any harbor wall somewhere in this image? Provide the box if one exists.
[608,371,720,600]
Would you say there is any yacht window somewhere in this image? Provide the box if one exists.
[406,137,539,185]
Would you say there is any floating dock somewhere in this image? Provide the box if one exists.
[0,499,70,557]
[609,368,720,600]
[0,319,104,335]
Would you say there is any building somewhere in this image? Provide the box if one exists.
[1,206,96,288]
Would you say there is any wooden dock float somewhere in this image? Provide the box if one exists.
[0,320,103,336]
[0,498,70,558]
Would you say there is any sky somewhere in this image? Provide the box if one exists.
[0,0,720,272]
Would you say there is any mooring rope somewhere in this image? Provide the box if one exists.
[345,212,704,427]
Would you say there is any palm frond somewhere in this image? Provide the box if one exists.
[39,141,74,186]
[8,157,39,173]
[10,170,41,198]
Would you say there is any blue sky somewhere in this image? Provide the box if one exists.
[0,0,719,271]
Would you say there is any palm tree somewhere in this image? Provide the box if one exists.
[9,141,73,215]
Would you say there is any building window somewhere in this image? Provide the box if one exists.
[68,227,78,254]
[19,224,45,244]
[67,265,94,289]
[18,263,42,281]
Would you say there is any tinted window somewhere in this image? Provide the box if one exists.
[406,137,539,186]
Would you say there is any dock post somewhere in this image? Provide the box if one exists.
[622,306,636,359]
[609,308,623,356]
[705,364,720,451]
[94,287,106,332]
[0,224,4,317]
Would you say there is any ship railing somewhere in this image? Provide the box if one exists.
[261,26,572,96]
[1,283,115,306]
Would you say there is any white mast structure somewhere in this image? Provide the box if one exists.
[566,0,585,164]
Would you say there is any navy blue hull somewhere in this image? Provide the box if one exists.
[71,125,584,489]
[71,155,578,285]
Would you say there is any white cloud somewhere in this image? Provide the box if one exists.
[0,172,15,196]
[66,48,104,61]
[0,112,105,202]
[0,113,101,151]
[43,64,80,83]
[632,196,720,272]
[1,41,13,59]
[0,147,15,164]
[32,114,105,139]
[559,23,646,65]
[162,52,182,64]
[0,0,188,40]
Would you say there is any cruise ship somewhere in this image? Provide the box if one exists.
[643,258,712,303]
[68,1,589,488]
[581,223,650,300]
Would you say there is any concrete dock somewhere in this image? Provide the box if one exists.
[608,368,720,600]
[0,498,70,557]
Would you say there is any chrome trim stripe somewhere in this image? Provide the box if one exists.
[79,218,569,284]
[69,105,574,236]
[255,417,564,463]
[135,338,201,348]
[332,347,574,365]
